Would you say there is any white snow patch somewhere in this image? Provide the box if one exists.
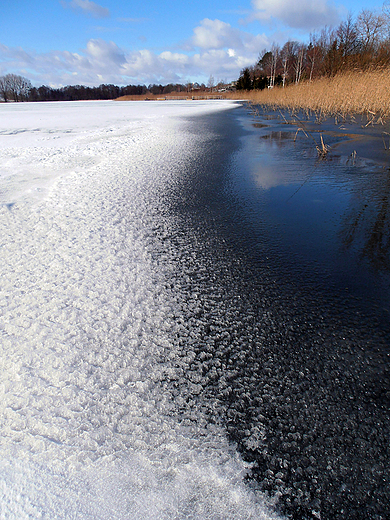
[0,100,280,519]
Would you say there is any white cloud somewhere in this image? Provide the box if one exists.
[241,32,269,53]
[159,52,189,65]
[0,18,269,87]
[192,19,242,49]
[85,39,125,66]
[190,18,268,55]
[192,49,248,73]
[62,0,110,19]
[250,0,340,30]
[129,49,158,70]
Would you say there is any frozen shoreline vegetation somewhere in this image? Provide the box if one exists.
[0,101,280,519]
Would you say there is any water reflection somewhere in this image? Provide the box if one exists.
[168,107,390,520]
[260,130,294,143]
[234,107,390,313]
[341,171,390,272]
[227,107,390,519]
[252,163,297,190]
[252,122,268,129]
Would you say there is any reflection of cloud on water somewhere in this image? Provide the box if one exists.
[341,172,390,272]
[253,129,315,191]
[252,163,297,190]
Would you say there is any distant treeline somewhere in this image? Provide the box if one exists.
[27,82,206,102]
[0,74,209,102]
[237,5,390,90]
[28,83,146,101]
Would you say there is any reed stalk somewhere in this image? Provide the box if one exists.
[227,69,390,122]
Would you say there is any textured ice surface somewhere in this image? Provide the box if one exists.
[0,101,281,519]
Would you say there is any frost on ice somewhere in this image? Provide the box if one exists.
[0,101,281,519]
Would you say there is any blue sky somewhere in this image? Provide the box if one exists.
[0,0,387,87]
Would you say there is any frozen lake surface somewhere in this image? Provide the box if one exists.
[0,100,280,519]
[1,100,389,519]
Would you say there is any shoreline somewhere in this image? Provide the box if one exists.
[115,92,228,101]
[245,104,390,169]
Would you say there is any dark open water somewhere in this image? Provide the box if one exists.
[157,104,390,519]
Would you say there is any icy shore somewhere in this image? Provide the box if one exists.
[0,101,282,519]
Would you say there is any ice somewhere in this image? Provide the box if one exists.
[0,100,281,519]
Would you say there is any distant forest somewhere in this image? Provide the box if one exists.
[236,5,390,90]
[0,77,211,103]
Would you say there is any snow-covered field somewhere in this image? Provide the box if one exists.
[0,100,280,519]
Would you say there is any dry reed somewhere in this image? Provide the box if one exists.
[116,91,223,101]
[116,69,390,124]
[227,69,390,122]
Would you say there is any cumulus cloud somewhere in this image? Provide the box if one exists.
[191,18,268,55]
[0,16,269,87]
[62,0,110,19]
[85,39,126,66]
[250,0,340,30]
[192,19,242,49]
[159,52,189,65]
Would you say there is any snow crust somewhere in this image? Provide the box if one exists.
[0,100,280,519]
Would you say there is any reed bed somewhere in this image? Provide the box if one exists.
[116,91,224,101]
[227,69,390,122]
[116,93,190,101]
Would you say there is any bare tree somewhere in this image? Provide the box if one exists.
[280,41,295,87]
[307,34,323,81]
[269,44,280,88]
[207,74,215,92]
[314,26,338,75]
[357,9,386,54]
[294,44,306,84]
[0,74,32,102]
[0,76,9,102]
[337,14,360,60]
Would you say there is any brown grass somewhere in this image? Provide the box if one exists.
[116,70,390,123]
[226,69,390,122]
[116,91,226,101]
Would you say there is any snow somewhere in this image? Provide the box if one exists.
[0,100,280,519]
